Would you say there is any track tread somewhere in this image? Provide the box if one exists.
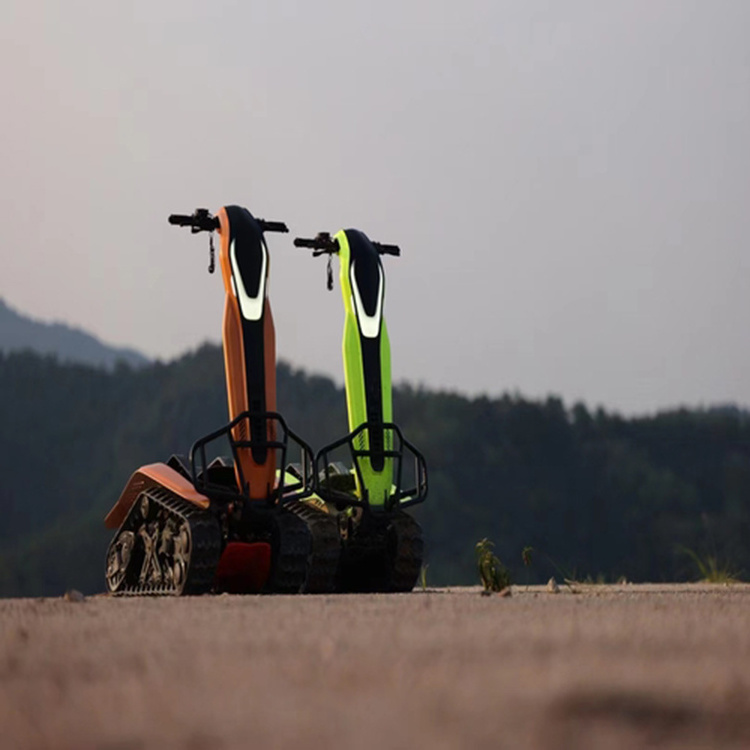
[285,501,340,594]
[105,488,222,597]
[338,510,423,593]
[264,507,310,594]
[387,511,424,593]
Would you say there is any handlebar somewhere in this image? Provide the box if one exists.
[168,209,219,233]
[294,233,400,257]
[293,233,339,254]
[168,209,288,234]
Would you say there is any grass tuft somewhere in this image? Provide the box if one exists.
[682,547,741,584]
[419,564,429,592]
[475,538,511,593]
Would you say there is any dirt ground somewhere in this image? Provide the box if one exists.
[2,584,750,750]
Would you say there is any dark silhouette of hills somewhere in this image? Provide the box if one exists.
[0,298,148,370]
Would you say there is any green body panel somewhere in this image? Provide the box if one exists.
[335,230,393,507]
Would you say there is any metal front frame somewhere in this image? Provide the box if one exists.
[315,421,428,512]
[189,410,314,506]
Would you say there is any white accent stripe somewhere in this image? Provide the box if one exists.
[350,260,384,338]
[229,238,267,321]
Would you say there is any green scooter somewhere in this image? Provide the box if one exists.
[294,229,428,592]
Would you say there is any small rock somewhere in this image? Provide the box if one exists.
[498,587,512,597]
[64,589,86,603]
[547,577,560,594]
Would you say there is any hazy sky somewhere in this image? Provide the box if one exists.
[2,1,749,414]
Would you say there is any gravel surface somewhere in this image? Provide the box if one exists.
[2,584,750,750]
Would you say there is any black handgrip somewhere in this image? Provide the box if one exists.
[258,220,289,234]
[293,237,319,248]
[168,214,193,227]
[168,209,218,233]
[293,233,339,253]
[374,243,401,256]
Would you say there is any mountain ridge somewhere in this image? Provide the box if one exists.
[0,297,149,370]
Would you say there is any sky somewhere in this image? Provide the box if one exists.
[1,1,749,415]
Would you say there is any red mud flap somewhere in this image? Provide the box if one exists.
[214,542,272,594]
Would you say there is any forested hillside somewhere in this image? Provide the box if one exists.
[1,346,748,596]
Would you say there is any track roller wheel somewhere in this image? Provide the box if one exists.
[104,488,222,596]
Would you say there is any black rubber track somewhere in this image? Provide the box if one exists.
[105,487,222,597]
[386,511,424,593]
[337,510,424,593]
[263,506,311,594]
[284,501,341,594]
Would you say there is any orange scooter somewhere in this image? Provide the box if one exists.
[104,206,339,595]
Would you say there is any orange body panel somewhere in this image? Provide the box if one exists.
[215,208,277,501]
[104,463,210,530]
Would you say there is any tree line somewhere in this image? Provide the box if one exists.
[0,346,748,596]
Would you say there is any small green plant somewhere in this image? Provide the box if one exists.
[419,564,429,592]
[475,538,511,593]
[682,547,741,584]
